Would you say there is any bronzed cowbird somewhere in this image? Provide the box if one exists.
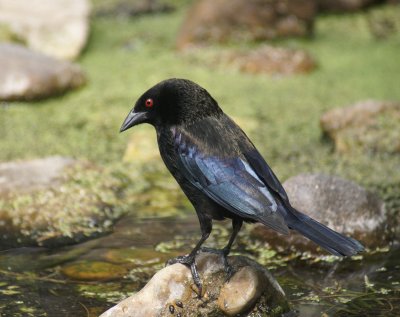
[120,78,364,292]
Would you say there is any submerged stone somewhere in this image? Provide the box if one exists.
[100,252,289,317]
[61,260,127,281]
[104,248,169,265]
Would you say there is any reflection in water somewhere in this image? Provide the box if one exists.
[0,213,398,316]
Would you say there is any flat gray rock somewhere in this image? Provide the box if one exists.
[0,0,90,60]
[0,43,85,101]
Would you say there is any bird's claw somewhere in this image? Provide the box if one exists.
[166,254,194,266]
[166,254,203,298]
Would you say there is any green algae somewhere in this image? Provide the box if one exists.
[61,260,127,281]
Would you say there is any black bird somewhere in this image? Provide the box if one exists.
[120,78,364,291]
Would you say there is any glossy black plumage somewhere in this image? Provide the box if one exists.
[120,78,364,291]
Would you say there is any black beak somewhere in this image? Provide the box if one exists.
[120,111,149,132]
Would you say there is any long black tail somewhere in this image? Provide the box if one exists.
[286,207,364,256]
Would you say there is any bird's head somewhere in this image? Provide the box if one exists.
[120,78,222,132]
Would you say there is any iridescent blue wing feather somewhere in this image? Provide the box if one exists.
[174,129,289,234]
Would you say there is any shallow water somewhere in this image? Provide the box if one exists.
[0,213,398,317]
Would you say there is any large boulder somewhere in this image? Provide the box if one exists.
[0,157,123,249]
[100,252,290,317]
[0,0,90,60]
[251,173,389,251]
[176,0,317,50]
[0,43,85,101]
[320,100,400,154]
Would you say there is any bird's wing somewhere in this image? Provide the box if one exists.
[242,149,289,202]
[173,125,289,234]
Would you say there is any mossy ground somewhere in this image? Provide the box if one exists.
[1,3,399,191]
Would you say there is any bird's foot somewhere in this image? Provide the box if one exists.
[200,247,235,281]
[166,254,203,297]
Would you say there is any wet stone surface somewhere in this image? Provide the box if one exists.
[100,252,289,317]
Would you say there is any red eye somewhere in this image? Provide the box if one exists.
[145,98,154,108]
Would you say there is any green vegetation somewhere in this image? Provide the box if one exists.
[1,4,399,192]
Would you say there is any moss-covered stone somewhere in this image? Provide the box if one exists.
[320,100,400,154]
[0,159,126,248]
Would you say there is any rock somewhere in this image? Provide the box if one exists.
[320,100,400,154]
[61,261,127,281]
[0,43,86,101]
[223,45,316,75]
[0,0,90,60]
[94,0,174,18]
[318,0,381,13]
[0,156,74,194]
[100,253,289,317]
[218,266,262,316]
[252,173,389,251]
[176,0,317,50]
[0,157,124,249]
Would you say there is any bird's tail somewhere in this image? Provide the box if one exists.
[286,207,364,256]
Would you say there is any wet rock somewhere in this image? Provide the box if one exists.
[320,100,400,154]
[0,0,90,60]
[61,260,127,281]
[94,0,174,18]
[252,173,389,251]
[0,43,85,101]
[0,157,124,249]
[100,253,289,317]
[223,45,316,75]
[176,0,317,50]
[318,0,381,13]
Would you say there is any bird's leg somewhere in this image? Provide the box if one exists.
[166,216,212,296]
[201,218,243,280]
